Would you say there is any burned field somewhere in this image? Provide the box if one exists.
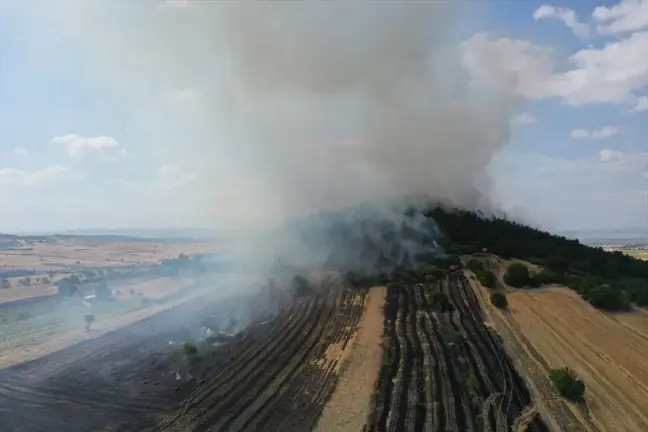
[368,271,548,432]
[0,277,366,432]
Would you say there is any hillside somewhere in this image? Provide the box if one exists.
[285,202,648,312]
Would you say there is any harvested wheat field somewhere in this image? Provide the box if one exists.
[505,287,648,432]
[314,286,386,432]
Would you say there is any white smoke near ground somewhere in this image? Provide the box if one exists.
[26,0,518,272]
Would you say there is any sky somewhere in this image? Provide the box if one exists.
[0,0,647,234]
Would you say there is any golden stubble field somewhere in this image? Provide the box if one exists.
[468,255,648,432]
[505,288,648,432]
[0,237,217,272]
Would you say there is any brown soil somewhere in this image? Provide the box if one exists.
[314,286,386,432]
[505,288,648,432]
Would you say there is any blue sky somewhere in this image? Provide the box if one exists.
[0,0,647,233]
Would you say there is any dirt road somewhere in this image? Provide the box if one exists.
[314,286,386,432]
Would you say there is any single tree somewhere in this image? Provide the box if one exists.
[84,314,95,332]
[490,291,508,309]
[549,367,586,402]
[504,263,530,288]
[182,341,198,356]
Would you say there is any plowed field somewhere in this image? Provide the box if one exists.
[0,276,366,432]
[367,272,547,432]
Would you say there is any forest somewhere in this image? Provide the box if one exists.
[295,201,648,311]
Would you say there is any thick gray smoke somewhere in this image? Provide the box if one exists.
[33,0,516,271]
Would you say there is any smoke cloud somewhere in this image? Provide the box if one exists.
[32,0,514,229]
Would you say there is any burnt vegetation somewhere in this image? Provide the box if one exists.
[309,203,648,312]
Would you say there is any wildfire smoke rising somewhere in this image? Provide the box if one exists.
[38,1,514,228]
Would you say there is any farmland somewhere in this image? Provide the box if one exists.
[0,235,217,273]
[0,275,368,432]
[367,271,547,432]
[500,287,648,432]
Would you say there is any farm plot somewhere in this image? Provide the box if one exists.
[157,280,366,432]
[368,272,548,432]
[505,288,648,432]
[0,278,366,432]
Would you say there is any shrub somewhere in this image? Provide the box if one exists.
[549,367,585,402]
[57,279,78,297]
[182,341,198,356]
[467,259,484,273]
[587,284,630,311]
[467,374,478,393]
[95,280,112,301]
[0,278,10,289]
[531,269,564,286]
[84,314,95,331]
[490,291,508,309]
[429,291,452,312]
[478,271,497,289]
[292,275,311,296]
[504,263,530,288]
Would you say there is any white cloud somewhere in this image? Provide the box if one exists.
[12,147,27,156]
[533,5,590,38]
[635,96,648,111]
[461,30,648,106]
[571,126,619,139]
[593,0,648,35]
[512,112,537,125]
[51,134,127,161]
[156,164,197,189]
[0,165,73,187]
[599,148,625,162]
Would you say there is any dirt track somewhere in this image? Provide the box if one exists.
[314,286,386,432]
[0,277,365,432]
[505,287,648,432]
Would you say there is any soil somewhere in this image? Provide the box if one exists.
[314,285,386,432]
[366,273,548,432]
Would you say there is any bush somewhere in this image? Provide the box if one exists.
[416,265,445,280]
[587,284,630,311]
[467,259,484,273]
[182,341,198,356]
[531,269,564,286]
[84,314,95,331]
[467,374,478,393]
[292,275,311,296]
[549,367,585,402]
[490,291,508,309]
[0,278,10,289]
[504,263,530,288]
[57,279,78,297]
[478,271,497,289]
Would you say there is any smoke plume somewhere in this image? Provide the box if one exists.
[35,1,513,226]
[26,1,519,271]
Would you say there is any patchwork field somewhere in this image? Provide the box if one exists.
[0,236,217,272]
